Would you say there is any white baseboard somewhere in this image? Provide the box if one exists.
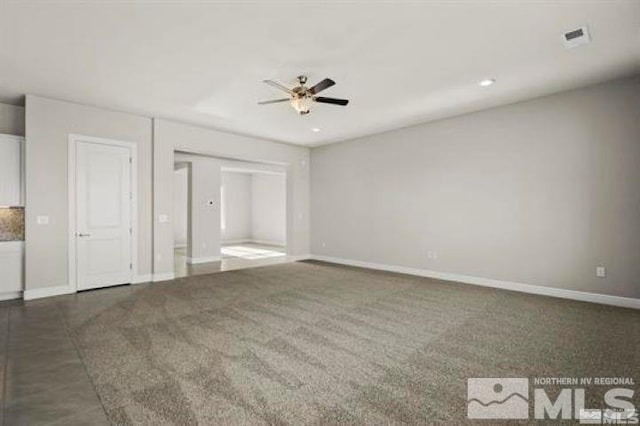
[132,274,152,284]
[187,256,221,264]
[0,291,21,301]
[251,240,285,247]
[222,239,285,247]
[222,239,252,245]
[152,272,175,282]
[290,254,312,262]
[24,285,73,301]
[311,255,640,310]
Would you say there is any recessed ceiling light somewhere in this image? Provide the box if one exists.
[311,128,321,133]
[479,78,496,87]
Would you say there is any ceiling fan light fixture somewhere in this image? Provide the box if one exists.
[479,78,496,87]
[291,96,311,115]
[260,76,348,115]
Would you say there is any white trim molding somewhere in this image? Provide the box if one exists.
[251,240,286,247]
[311,255,640,310]
[0,292,22,302]
[132,274,152,284]
[221,239,252,245]
[187,256,221,264]
[221,239,285,247]
[290,254,312,262]
[153,272,175,282]
[24,285,74,301]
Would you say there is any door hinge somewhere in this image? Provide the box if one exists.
[129,227,132,235]
[130,263,133,270]
[129,156,132,164]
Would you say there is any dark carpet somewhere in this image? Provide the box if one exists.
[55,261,638,424]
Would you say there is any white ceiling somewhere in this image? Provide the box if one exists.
[1,1,639,146]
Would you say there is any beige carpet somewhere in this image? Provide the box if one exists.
[57,261,638,424]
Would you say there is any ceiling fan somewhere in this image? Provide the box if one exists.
[258,75,349,115]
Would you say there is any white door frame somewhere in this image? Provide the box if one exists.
[68,134,138,292]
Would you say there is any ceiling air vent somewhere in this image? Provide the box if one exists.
[562,26,591,49]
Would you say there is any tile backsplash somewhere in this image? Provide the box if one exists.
[0,208,24,241]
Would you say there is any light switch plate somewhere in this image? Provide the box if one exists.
[596,266,606,278]
[37,216,49,225]
[158,214,169,223]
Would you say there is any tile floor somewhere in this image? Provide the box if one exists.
[0,243,292,424]
[173,243,288,278]
[0,299,110,425]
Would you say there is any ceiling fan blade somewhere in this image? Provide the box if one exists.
[313,96,349,106]
[258,98,290,105]
[308,78,336,95]
[263,80,294,94]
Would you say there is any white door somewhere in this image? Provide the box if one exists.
[75,141,132,290]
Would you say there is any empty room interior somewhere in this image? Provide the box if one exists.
[0,1,638,425]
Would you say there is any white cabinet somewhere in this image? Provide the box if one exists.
[0,134,25,206]
[0,241,23,299]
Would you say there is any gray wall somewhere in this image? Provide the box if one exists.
[311,76,640,299]
[187,158,221,262]
[0,103,25,136]
[221,171,252,243]
[220,171,286,246]
[22,96,307,289]
[252,173,286,246]
[25,95,153,290]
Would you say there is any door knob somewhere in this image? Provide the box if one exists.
[77,233,91,237]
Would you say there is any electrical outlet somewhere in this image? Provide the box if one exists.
[158,214,169,223]
[427,251,438,260]
[596,266,606,278]
[37,215,49,225]
[321,242,326,248]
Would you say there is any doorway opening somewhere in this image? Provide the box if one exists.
[172,152,288,278]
